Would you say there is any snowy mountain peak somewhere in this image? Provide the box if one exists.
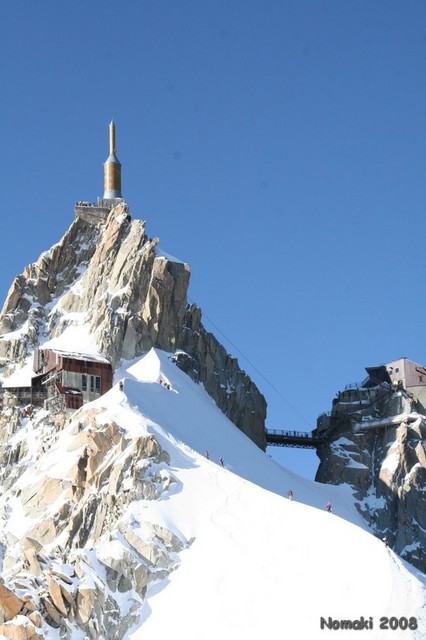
[0,204,266,448]
[0,207,424,638]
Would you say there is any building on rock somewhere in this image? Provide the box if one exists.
[74,120,129,224]
[316,356,426,437]
[2,348,112,412]
[315,356,426,572]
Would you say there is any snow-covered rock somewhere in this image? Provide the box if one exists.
[0,206,424,638]
[0,349,421,638]
[316,379,426,573]
[0,204,266,447]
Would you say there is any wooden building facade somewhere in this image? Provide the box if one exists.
[33,348,113,410]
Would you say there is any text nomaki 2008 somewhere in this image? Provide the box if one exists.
[320,616,418,631]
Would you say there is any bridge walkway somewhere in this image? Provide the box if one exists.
[266,429,328,449]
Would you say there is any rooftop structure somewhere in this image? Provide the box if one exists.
[75,121,126,223]
[103,120,122,199]
[316,356,426,436]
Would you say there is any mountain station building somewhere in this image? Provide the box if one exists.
[2,348,113,412]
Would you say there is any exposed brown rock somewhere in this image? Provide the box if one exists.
[59,584,76,615]
[51,569,73,586]
[0,583,24,621]
[27,611,43,628]
[46,573,68,617]
[20,476,65,519]
[23,548,42,578]
[75,586,96,626]
[26,516,58,546]
[22,538,43,553]
[0,621,43,640]
[118,522,169,568]
[41,595,63,627]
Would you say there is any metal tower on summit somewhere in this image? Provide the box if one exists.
[75,120,128,223]
[103,120,122,199]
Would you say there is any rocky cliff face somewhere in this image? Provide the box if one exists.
[0,379,189,638]
[0,204,266,449]
[0,203,268,638]
[316,381,426,573]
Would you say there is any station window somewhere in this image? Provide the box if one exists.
[82,374,87,391]
[90,375,101,393]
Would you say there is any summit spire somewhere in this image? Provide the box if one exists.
[109,120,116,155]
[103,120,122,199]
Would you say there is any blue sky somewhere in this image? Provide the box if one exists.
[2,1,426,479]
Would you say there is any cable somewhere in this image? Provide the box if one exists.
[187,296,312,428]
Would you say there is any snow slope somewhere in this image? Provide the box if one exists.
[1,343,425,638]
[96,349,426,639]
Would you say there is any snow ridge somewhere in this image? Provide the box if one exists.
[0,347,424,638]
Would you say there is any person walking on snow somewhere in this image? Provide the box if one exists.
[326,502,332,513]
[287,490,293,500]
[205,450,209,460]
[219,456,224,467]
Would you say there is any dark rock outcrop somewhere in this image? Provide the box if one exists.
[316,380,426,572]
